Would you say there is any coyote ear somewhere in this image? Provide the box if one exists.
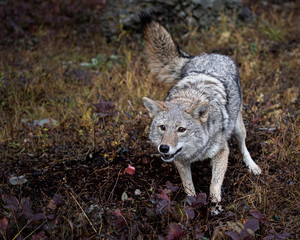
[186,102,210,122]
[142,97,166,118]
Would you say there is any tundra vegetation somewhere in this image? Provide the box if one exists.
[0,1,299,239]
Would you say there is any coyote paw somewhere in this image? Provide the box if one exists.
[210,203,223,216]
[248,163,262,175]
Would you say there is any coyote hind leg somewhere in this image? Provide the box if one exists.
[234,113,262,175]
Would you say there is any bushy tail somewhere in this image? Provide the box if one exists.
[140,13,191,83]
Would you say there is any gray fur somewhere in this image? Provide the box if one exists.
[141,15,261,214]
[167,54,241,139]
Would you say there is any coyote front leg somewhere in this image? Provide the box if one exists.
[210,144,229,202]
[173,160,196,196]
[210,144,229,214]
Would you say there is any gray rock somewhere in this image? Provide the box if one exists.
[98,0,245,37]
[239,7,253,21]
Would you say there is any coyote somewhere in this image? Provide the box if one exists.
[140,13,262,214]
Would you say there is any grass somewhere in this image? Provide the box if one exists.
[0,2,299,239]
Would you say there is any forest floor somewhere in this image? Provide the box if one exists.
[0,1,299,239]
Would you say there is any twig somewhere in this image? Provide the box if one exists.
[99,219,103,235]
[12,222,30,240]
[109,168,122,201]
[0,232,7,240]
[23,220,47,240]
[63,216,74,240]
[69,191,97,234]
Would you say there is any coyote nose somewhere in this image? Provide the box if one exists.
[159,145,169,153]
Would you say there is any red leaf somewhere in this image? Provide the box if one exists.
[166,181,179,192]
[244,218,259,232]
[21,197,33,216]
[115,216,126,232]
[32,213,47,222]
[249,209,268,223]
[264,234,275,240]
[157,188,170,201]
[53,194,64,206]
[47,214,54,220]
[32,231,45,240]
[125,164,135,175]
[2,195,20,211]
[93,99,115,114]
[165,222,184,240]
[184,207,195,220]
[187,193,207,209]
[0,217,8,230]
[112,209,126,232]
[47,194,64,210]
[112,209,122,217]
[225,231,240,240]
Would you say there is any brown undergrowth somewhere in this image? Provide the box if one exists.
[0,1,299,239]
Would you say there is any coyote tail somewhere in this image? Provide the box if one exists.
[140,13,191,83]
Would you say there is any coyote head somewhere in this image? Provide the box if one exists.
[143,97,210,162]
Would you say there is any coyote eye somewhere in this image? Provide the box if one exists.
[178,127,186,133]
[159,125,166,131]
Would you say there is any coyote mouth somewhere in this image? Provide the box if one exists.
[161,148,183,162]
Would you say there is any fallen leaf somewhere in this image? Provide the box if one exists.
[249,209,268,224]
[21,197,33,217]
[0,217,8,230]
[32,231,45,240]
[2,195,20,211]
[240,218,259,238]
[166,181,179,192]
[225,231,240,240]
[112,209,122,217]
[9,175,28,185]
[134,189,141,195]
[165,222,184,240]
[187,193,207,209]
[125,164,135,175]
[47,199,57,210]
[53,194,64,206]
[184,207,195,220]
[121,192,128,201]
[47,194,64,209]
